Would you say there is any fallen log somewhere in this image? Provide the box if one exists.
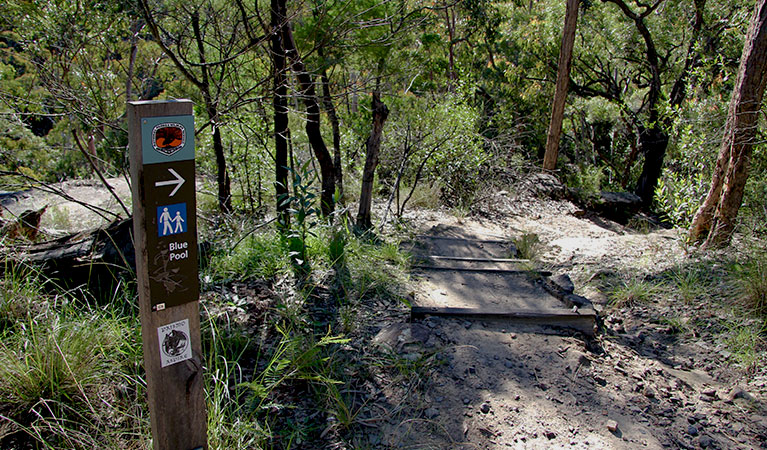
[4,218,136,296]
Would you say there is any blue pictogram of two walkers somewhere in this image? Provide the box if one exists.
[157,203,187,237]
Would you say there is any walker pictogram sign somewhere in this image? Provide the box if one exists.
[157,203,187,236]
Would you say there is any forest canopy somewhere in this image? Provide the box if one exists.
[1,0,765,243]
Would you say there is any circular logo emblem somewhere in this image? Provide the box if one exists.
[161,329,189,358]
[152,123,186,156]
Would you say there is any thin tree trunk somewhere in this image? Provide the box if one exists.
[320,65,343,202]
[212,124,232,212]
[356,93,390,230]
[445,5,457,92]
[281,23,336,216]
[693,0,767,247]
[543,0,579,171]
[272,0,290,226]
[192,12,232,213]
[350,71,359,114]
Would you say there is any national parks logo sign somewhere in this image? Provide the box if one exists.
[152,122,186,156]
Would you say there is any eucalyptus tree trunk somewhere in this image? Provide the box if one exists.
[356,93,390,230]
[543,0,579,171]
[689,0,767,247]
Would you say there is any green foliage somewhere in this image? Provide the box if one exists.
[657,315,690,335]
[669,266,711,305]
[726,322,766,373]
[279,162,321,275]
[741,169,767,237]
[0,268,146,449]
[565,165,603,199]
[654,169,707,228]
[203,306,269,449]
[378,93,484,210]
[206,213,411,308]
[240,325,351,437]
[1,316,122,416]
[342,238,410,302]
[0,262,47,330]
[209,230,291,281]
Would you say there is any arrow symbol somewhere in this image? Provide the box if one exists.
[155,168,185,197]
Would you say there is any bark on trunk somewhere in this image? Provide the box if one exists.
[320,65,343,202]
[356,93,390,230]
[543,0,579,171]
[281,23,336,216]
[272,0,290,226]
[445,5,457,91]
[693,0,767,247]
[212,124,232,213]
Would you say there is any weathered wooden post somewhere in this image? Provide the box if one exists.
[128,100,207,450]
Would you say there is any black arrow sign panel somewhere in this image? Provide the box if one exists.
[143,159,199,310]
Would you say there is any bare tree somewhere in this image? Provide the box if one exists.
[356,92,390,230]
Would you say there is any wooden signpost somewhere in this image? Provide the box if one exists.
[128,100,207,450]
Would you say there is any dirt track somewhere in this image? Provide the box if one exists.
[360,198,767,449]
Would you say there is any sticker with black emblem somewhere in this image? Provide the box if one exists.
[157,319,192,368]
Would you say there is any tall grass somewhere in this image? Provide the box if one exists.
[0,262,49,329]
[0,264,148,449]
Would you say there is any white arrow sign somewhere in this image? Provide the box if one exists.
[155,168,185,197]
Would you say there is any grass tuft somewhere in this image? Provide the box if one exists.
[514,232,542,261]
[731,250,767,318]
[608,276,664,307]
[0,269,146,449]
[726,322,766,373]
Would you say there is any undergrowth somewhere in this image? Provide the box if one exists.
[602,244,767,374]
[0,263,147,449]
[1,209,412,449]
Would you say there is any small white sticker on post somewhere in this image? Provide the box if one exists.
[157,319,193,368]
